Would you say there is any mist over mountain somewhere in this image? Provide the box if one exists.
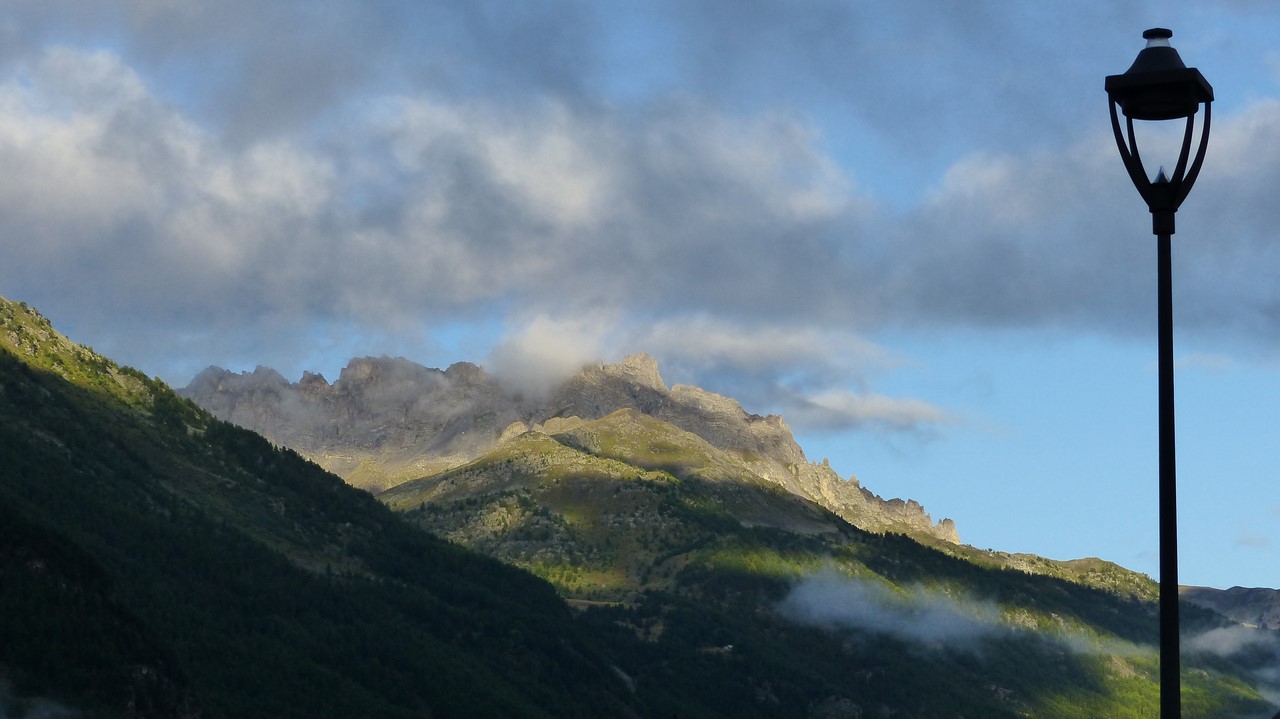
[6,293,1279,718]
[181,352,959,543]
[178,336,1280,716]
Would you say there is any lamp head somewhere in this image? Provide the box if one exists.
[1106,28,1213,121]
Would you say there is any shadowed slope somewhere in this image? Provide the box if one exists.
[0,296,640,718]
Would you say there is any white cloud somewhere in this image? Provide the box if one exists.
[1188,624,1276,656]
[485,314,612,399]
[1185,623,1280,701]
[847,96,1280,348]
[778,569,1005,648]
[0,46,341,303]
[787,388,948,433]
[0,49,159,247]
[6,3,1280,394]
[374,95,864,322]
[384,97,622,231]
[612,315,949,433]
[0,43,880,383]
[633,315,895,380]
[1235,532,1272,550]
[470,312,945,435]
[1175,353,1236,372]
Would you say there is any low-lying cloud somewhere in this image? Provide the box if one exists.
[778,569,1149,661]
[485,314,611,400]
[784,388,949,434]
[1187,624,1279,657]
[1185,624,1280,707]
[779,569,1280,713]
[778,570,1005,648]
[479,313,950,433]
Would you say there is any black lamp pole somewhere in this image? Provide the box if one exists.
[1105,28,1213,719]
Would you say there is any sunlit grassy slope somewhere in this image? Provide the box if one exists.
[382,377,1277,718]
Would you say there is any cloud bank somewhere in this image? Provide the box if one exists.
[3,2,1280,436]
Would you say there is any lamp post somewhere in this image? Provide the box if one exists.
[1105,28,1212,719]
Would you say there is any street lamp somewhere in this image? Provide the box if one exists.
[1106,27,1212,719]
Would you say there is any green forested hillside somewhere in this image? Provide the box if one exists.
[0,298,639,717]
[2,295,1276,718]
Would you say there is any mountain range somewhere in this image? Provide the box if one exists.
[4,293,1279,718]
[181,353,958,545]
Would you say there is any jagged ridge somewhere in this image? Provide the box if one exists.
[182,353,958,543]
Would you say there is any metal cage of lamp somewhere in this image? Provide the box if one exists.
[1106,28,1214,235]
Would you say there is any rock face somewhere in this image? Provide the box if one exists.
[181,353,958,543]
[184,358,519,485]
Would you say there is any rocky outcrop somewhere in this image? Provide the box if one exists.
[181,352,958,543]
[183,357,521,489]
[792,460,960,543]
[552,353,669,417]
[558,356,955,543]
[663,384,806,467]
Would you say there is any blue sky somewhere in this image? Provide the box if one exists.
[1,1,1277,589]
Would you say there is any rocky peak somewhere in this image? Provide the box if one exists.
[249,365,289,387]
[337,356,428,385]
[614,353,668,392]
[185,366,233,395]
[297,371,330,395]
[553,353,668,417]
[660,384,806,469]
[443,361,487,384]
[180,351,959,544]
